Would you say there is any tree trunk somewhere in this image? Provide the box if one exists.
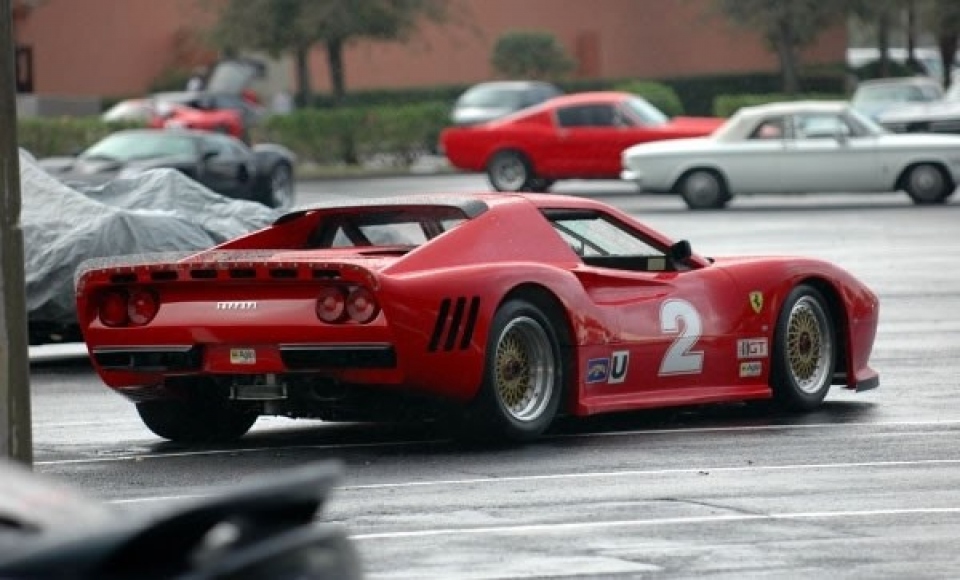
[877,11,891,77]
[294,45,312,108]
[325,38,356,164]
[906,0,917,70]
[937,33,958,88]
[326,38,346,105]
[774,15,799,94]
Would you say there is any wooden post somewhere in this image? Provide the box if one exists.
[0,0,33,466]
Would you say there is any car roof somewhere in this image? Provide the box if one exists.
[540,91,633,107]
[276,192,619,225]
[855,76,941,88]
[734,100,851,118]
[466,80,557,90]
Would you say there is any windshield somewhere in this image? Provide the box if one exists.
[853,84,939,104]
[846,107,890,135]
[623,96,669,125]
[456,85,524,108]
[81,132,196,162]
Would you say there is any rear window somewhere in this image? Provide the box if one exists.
[308,207,468,249]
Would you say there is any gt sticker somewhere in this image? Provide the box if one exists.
[740,361,763,377]
[230,348,256,365]
[586,351,630,385]
[749,291,764,314]
[737,338,769,359]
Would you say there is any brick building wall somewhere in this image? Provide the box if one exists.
[14,0,846,98]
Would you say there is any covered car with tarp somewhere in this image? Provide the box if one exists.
[21,149,281,344]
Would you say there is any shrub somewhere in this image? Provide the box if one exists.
[611,80,685,116]
[18,117,144,158]
[252,102,451,165]
[490,30,575,80]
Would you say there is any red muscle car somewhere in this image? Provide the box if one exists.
[440,91,725,192]
[76,193,879,444]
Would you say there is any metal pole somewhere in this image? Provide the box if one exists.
[0,0,33,467]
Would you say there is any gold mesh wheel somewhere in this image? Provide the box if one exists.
[785,296,832,395]
[492,316,556,422]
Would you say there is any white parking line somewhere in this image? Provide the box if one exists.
[350,507,960,540]
[35,418,960,467]
[103,457,960,506]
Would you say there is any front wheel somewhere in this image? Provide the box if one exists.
[487,151,532,192]
[770,285,835,411]
[526,178,555,193]
[137,395,258,444]
[461,299,564,442]
[678,169,729,210]
[903,163,951,205]
[266,163,296,210]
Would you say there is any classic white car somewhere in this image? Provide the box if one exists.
[621,100,960,209]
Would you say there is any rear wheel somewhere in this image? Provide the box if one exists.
[903,163,951,205]
[487,150,532,192]
[770,285,835,411]
[461,299,564,442]
[678,169,729,210]
[136,392,258,443]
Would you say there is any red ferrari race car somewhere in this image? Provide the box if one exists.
[440,91,724,192]
[76,193,879,444]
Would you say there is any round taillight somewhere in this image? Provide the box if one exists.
[128,289,159,325]
[99,290,129,327]
[316,286,347,323]
[347,287,379,323]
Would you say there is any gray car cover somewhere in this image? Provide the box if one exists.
[20,149,281,333]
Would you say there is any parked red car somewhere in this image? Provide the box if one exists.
[440,91,725,191]
[75,193,879,444]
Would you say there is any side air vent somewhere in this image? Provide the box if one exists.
[428,296,480,352]
[190,269,218,279]
[229,268,257,279]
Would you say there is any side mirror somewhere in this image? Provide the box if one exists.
[669,240,693,263]
[202,149,218,161]
[835,129,849,144]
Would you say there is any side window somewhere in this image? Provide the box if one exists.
[201,137,228,159]
[749,117,786,140]
[795,113,851,139]
[556,105,618,128]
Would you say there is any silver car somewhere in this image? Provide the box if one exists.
[621,101,960,209]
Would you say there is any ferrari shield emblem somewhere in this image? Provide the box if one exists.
[749,291,763,314]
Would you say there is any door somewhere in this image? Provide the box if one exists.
[779,111,882,192]
[198,134,255,198]
[543,103,624,177]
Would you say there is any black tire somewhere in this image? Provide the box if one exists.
[486,150,532,192]
[136,394,258,444]
[678,169,729,210]
[266,162,295,209]
[462,299,564,442]
[770,285,835,411]
[526,178,555,193]
[902,163,951,205]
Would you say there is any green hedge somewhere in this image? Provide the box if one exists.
[611,80,684,116]
[252,101,451,164]
[712,93,846,117]
[18,117,144,158]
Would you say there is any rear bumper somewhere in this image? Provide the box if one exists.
[92,342,398,373]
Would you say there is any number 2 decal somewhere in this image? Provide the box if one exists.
[658,299,704,376]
